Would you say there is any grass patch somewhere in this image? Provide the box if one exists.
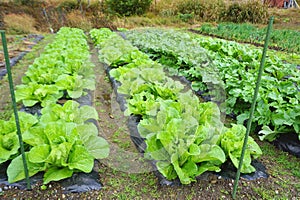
[260,142,300,178]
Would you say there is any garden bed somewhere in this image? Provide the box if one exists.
[0,28,109,193]
[124,28,300,157]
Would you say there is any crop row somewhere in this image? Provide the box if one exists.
[15,27,95,107]
[124,28,300,142]
[0,27,109,185]
[90,28,262,184]
[194,23,300,53]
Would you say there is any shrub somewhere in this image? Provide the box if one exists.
[242,0,269,23]
[104,0,153,16]
[221,3,244,23]
[4,13,37,34]
[222,1,269,23]
[202,0,226,21]
[13,0,36,6]
[176,0,206,20]
[176,0,226,21]
[151,0,180,17]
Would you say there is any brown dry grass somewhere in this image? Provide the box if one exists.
[150,0,180,16]
[3,13,38,34]
[47,0,100,7]
[112,14,198,30]
[66,10,92,31]
[269,8,300,30]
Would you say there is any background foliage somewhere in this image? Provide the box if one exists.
[103,0,153,16]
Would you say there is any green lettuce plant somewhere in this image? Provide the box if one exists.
[220,124,262,173]
[0,112,38,164]
[16,27,95,107]
[3,101,109,184]
[91,28,263,184]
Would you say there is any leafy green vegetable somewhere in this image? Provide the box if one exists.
[98,34,138,66]
[7,153,46,183]
[220,124,262,173]
[125,28,300,141]
[138,99,226,184]
[16,82,63,107]
[9,116,109,184]
[55,74,95,99]
[196,23,300,53]
[0,112,38,164]
[91,28,261,185]
[43,167,73,184]
[90,28,117,47]
[16,27,95,107]
[0,132,19,164]
[39,100,98,124]
[3,100,108,184]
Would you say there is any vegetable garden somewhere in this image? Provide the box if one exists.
[0,24,300,199]
[193,23,300,53]
[124,28,300,144]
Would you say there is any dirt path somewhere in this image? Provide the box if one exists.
[90,41,154,173]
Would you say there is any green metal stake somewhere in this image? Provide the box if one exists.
[232,16,274,199]
[0,30,31,190]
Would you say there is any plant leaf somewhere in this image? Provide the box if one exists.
[43,167,73,184]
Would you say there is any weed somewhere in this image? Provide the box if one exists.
[99,109,106,113]
[95,101,102,106]
[252,186,277,199]
[119,141,131,149]
[112,130,121,137]
[220,189,229,195]
[113,138,121,144]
